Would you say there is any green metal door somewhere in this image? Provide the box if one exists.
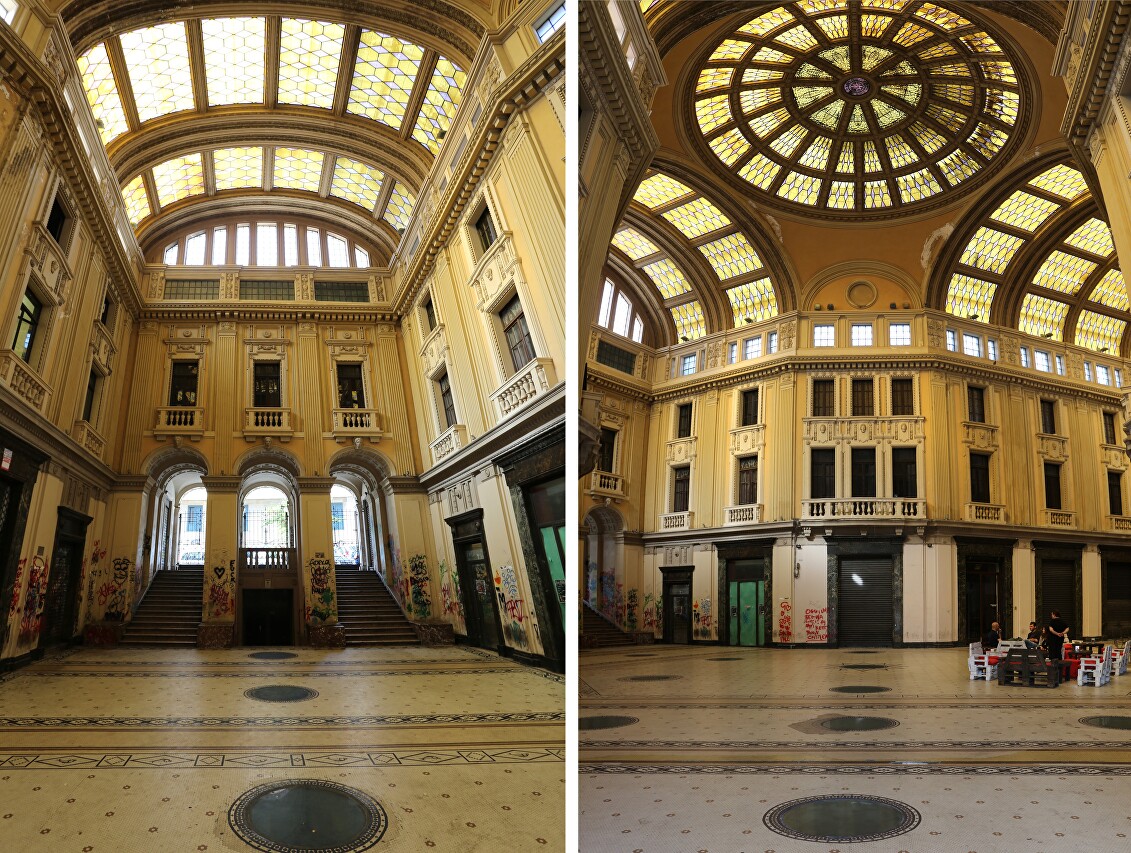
[730,580,766,646]
[728,581,739,645]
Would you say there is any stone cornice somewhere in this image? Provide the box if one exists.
[137,307,398,324]
[296,476,336,493]
[1058,1,1131,148]
[385,475,427,495]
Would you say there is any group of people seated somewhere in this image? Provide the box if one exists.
[982,610,1071,660]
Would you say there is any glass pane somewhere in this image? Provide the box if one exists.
[283,225,298,266]
[236,224,250,265]
[354,246,369,267]
[119,22,195,122]
[184,232,206,265]
[632,316,644,343]
[330,156,385,210]
[202,17,266,106]
[121,175,151,226]
[597,280,614,327]
[163,242,179,265]
[642,259,691,299]
[152,154,205,206]
[382,182,416,232]
[213,146,263,190]
[726,278,778,324]
[76,43,130,144]
[633,173,694,209]
[670,301,706,341]
[348,30,425,130]
[612,293,631,337]
[611,227,659,260]
[411,56,467,154]
[327,233,349,268]
[698,232,761,279]
[256,223,278,266]
[278,18,345,109]
[212,227,228,264]
[306,228,322,265]
[273,147,325,192]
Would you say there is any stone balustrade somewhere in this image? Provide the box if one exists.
[154,406,205,438]
[72,420,105,460]
[331,408,382,440]
[430,424,470,465]
[243,407,293,440]
[490,357,557,419]
[965,502,1004,522]
[0,350,50,413]
[659,511,693,531]
[802,498,925,519]
[724,504,763,525]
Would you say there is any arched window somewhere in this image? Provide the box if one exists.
[596,279,645,343]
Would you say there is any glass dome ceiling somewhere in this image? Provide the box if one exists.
[691,0,1026,218]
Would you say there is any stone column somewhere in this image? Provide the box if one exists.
[1081,543,1102,638]
[198,475,239,648]
[298,476,344,647]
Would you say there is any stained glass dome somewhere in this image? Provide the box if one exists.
[691,0,1027,218]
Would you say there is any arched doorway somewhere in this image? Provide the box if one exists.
[330,484,361,568]
[175,486,207,568]
[236,466,300,646]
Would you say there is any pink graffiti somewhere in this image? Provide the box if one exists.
[503,598,525,622]
[778,601,792,643]
[804,607,828,642]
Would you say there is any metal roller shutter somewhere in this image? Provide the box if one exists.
[838,557,894,647]
[1103,562,1131,638]
[1040,559,1076,631]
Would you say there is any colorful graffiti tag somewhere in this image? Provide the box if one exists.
[207,560,235,619]
[102,557,131,621]
[18,555,48,644]
[625,588,639,632]
[407,554,431,620]
[493,564,528,649]
[777,600,793,643]
[306,554,335,625]
[438,559,464,625]
[693,598,713,639]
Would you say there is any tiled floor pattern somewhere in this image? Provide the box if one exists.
[0,645,564,851]
[580,646,1131,852]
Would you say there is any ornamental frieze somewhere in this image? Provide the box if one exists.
[803,417,925,444]
[666,437,696,463]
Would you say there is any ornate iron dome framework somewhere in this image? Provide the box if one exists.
[684,0,1032,220]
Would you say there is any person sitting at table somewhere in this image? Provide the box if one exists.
[1025,621,1042,649]
[1047,610,1069,661]
[981,621,1001,651]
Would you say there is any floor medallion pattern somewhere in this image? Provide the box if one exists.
[244,685,320,703]
[763,794,920,843]
[228,779,388,852]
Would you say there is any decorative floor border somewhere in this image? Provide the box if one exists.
[0,747,565,769]
[580,700,1131,710]
[581,738,1131,749]
[580,763,1131,775]
[18,667,522,679]
[0,711,565,727]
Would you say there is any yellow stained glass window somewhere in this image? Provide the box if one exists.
[697,67,734,92]
[726,279,778,324]
[708,128,751,166]
[863,180,891,208]
[814,15,849,41]
[278,19,345,110]
[937,148,979,185]
[738,154,781,189]
[412,57,466,153]
[893,22,931,47]
[776,25,819,51]
[945,273,997,320]
[983,89,1019,125]
[347,30,425,130]
[1089,268,1129,311]
[959,31,1002,55]
[272,148,325,192]
[744,67,786,84]
[980,62,1017,85]
[742,86,785,112]
[710,39,753,63]
[908,122,946,154]
[860,14,893,38]
[915,3,970,30]
[918,42,957,60]
[798,137,832,170]
[642,259,692,299]
[967,123,1008,159]
[119,22,195,123]
[738,8,794,37]
[152,153,205,207]
[828,181,854,208]
[896,168,942,203]
[809,100,845,129]
[698,232,762,280]
[1063,218,1115,258]
[633,173,694,209]
[697,95,735,135]
[1028,164,1087,200]
[202,17,265,106]
[670,301,706,341]
[791,86,830,109]
[382,182,416,232]
[990,191,1060,232]
[611,228,660,261]
[797,0,848,14]
[1076,310,1125,353]
[1018,294,1068,340]
[121,174,151,226]
[959,227,1023,275]
[885,135,918,169]
[769,126,806,158]
[777,171,821,205]
[1032,250,1097,296]
[748,107,790,137]
[213,146,263,191]
[661,197,731,238]
[76,44,130,145]
[752,47,793,64]
[330,156,385,210]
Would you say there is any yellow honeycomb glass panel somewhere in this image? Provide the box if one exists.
[861,0,909,9]
[709,128,751,166]
[738,8,794,37]
[710,39,753,62]
[931,83,974,107]
[774,25,817,52]
[945,273,996,320]
[202,17,265,105]
[769,126,806,158]
[1032,250,1098,295]
[1064,218,1115,258]
[278,18,345,109]
[979,62,1017,85]
[1018,294,1068,340]
[671,301,707,341]
[741,87,784,112]
[698,95,735,134]
[896,168,942,203]
[928,63,967,77]
[121,174,151,226]
[698,232,762,280]
[892,22,931,47]
[213,146,264,190]
[382,182,416,232]
[862,141,882,172]
[835,142,854,172]
[660,197,732,239]
[751,47,794,64]
[642,259,692,299]
[959,226,1024,275]
[633,173,694,209]
[412,57,467,153]
[937,148,979,185]
[748,107,790,137]
[1089,268,1129,311]
[798,137,832,170]
[915,3,971,30]
[776,171,821,205]
[726,278,779,323]
[76,44,130,145]
[1075,310,1125,353]
[885,135,918,169]
[743,67,786,84]
[1028,164,1087,200]
[611,228,660,261]
[990,190,1060,232]
[152,153,205,207]
[828,181,854,208]
[860,14,893,38]
[797,0,848,13]
[119,22,195,122]
[959,31,1002,54]
[697,67,733,92]
[967,122,1008,158]
[918,42,957,60]
[925,105,966,134]
[738,154,781,189]
[863,180,891,208]
[346,29,425,130]
[907,122,947,154]
[814,15,849,41]
[330,156,385,210]
[272,147,325,192]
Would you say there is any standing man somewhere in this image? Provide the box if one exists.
[1047,610,1069,661]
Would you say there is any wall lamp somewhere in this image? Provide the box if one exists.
[794,562,801,579]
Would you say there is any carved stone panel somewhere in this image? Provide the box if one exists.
[666,437,697,463]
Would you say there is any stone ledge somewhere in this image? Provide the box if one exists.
[308,623,346,648]
[198,622,234,649]
[413,621,455,646]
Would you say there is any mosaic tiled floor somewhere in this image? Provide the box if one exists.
[0,646,564,851]
[580,646,1131,852]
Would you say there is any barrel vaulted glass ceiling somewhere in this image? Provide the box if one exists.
[75,16,467,244]
[611,170,781,342]
[944,161,1128,354]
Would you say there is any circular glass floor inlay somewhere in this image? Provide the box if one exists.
[821,716,900,732]
[625,653,657,657]
[1081,715,1131,729]
[846,651,878,655]
[229,779,387,852]
[244,685,319,703]
[708,656,743,661]
[619,675,682,682]
[248,652,298,660]
[764,794,920,843]
[830,685,891,694]
[579,715,640,731]
[841,663,886,670]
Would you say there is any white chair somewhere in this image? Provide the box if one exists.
[1078,645,1113,687]
[1110,640,1130,677]
[998,639,1027,653]
[968,642,998,681]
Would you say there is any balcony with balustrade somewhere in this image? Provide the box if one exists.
[0,350,50,414]
[330,408,383,443]
[243,408,293,441]
[586,470,625,502]
[430,424,470,465]
[154,406,205,440]
[802,498,926,520]
[490,357,558,420]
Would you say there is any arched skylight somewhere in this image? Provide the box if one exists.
[691,1,1024,217]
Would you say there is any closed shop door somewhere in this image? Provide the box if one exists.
[1040,559,1076,631]
[1103,561,1131,638]
[838,558,894,646]
[728,580,765,646]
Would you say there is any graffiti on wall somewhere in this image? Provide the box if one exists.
[100,557,131,621]
[804,607,828,642]
[306,554,335,625]
[4,556,26,645]
[693,598,713,639]
[642,592,656,631]
[600,566,618,621]
[82,541,107,624]
[407,554,431,620]
[586,561,597,604]
[207,560,235,619]
[389,547,407,608]
[438,559,464,631]
[778,600,793,643]
[17,555,48,644]
[492,564,528,649]
[625,588,639,632]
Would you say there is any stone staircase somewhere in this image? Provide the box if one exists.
[582,602,636,648]
[120,568,203,646]
[335,569,419,646]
